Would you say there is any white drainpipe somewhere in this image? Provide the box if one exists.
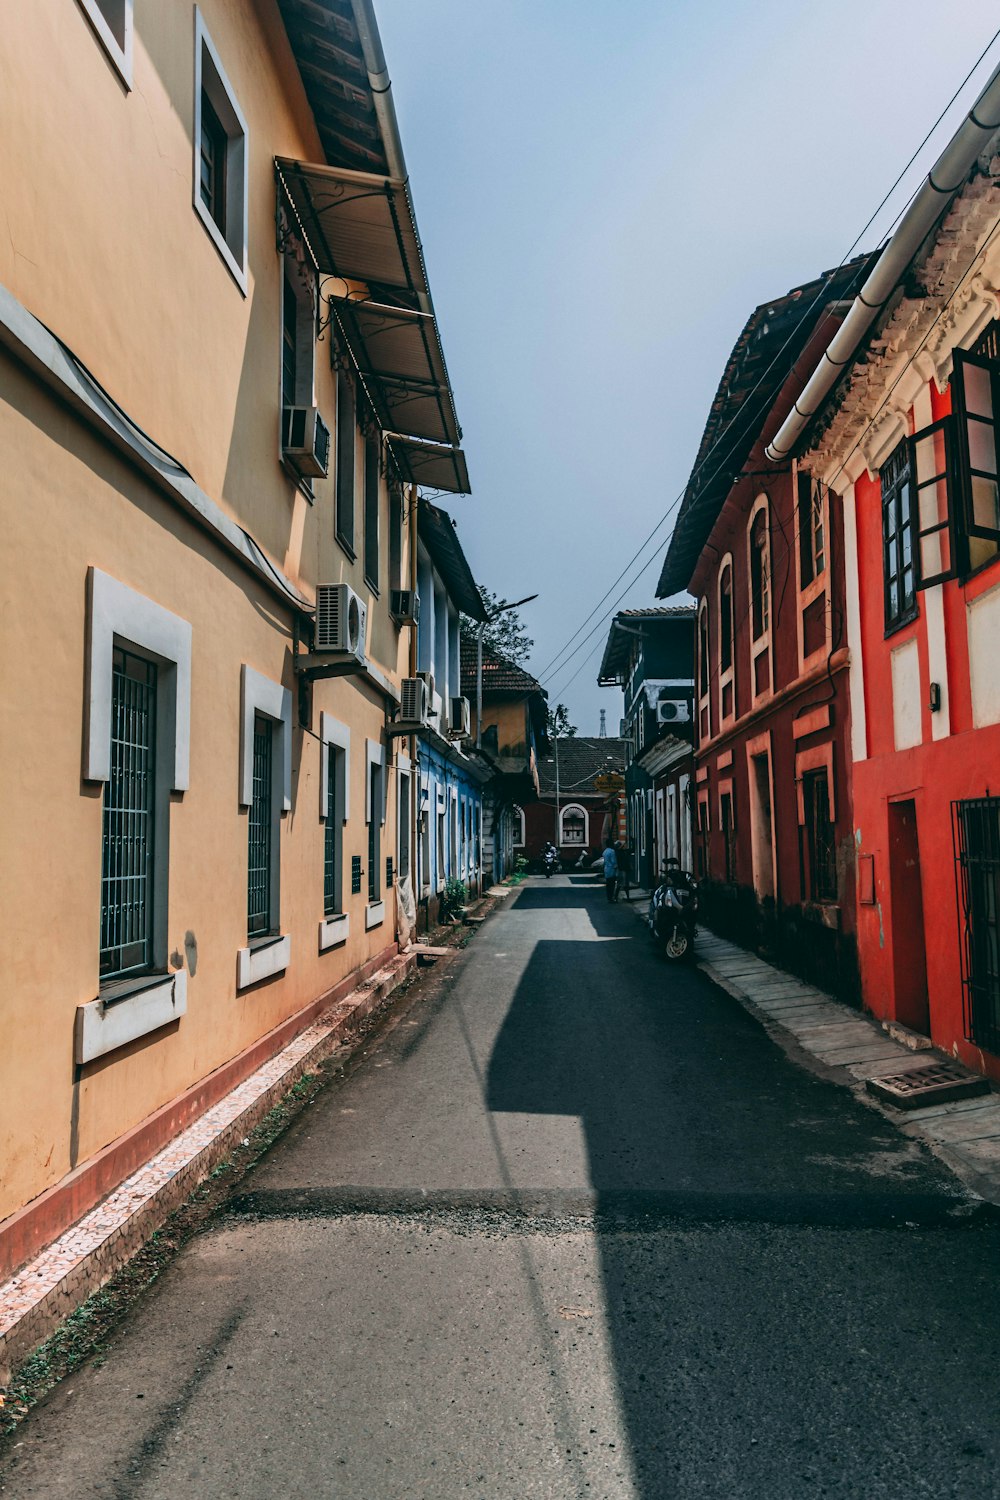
[766,60,1000,463]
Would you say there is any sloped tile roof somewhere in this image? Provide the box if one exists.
[536,736,626,795]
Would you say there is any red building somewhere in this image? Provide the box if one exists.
[656,259,873,1000]
[520,738,626,869]
[799,153,1000,1076]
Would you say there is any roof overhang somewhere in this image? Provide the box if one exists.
[389,436,470,495]
[418,498,485,618]
[334,300,460,446]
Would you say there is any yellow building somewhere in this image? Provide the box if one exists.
[0,0,468,1271]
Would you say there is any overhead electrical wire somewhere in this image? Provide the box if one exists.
[535,26,1000,697]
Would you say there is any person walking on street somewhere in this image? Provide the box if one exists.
[615,840,632,902]
[602,842,619,903]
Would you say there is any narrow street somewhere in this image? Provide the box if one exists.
[2,876,999,1499]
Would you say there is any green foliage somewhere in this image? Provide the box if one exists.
[515,854,529,874]
[443,876,468,913]
[547,703,577,738]
[460,586,534,666]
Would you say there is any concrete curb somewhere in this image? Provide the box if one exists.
[0,953,416,1383]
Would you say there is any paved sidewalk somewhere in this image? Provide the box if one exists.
[693,928,1000,1207]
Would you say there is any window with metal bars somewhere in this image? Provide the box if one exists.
[881,440,916,630]
[100,648,157,981]
[397,771,411,882]
[248,715,273,938]
[335,368,356,557]
[953,796,1000,1054]
[720,791,736,885]
[323,744,341,918]
[802,771,837,902]
[368,762,382,903]
[798,473,827,585]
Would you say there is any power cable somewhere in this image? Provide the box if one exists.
[533,28,1000,688]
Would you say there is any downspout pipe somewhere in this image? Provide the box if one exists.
[765,60,1000,464]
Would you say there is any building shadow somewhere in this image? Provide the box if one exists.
[484,883,991,1494]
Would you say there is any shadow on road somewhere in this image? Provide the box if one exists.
[485,881,999,1495]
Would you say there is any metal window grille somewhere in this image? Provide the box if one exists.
[364,435,380,591]
[721,793,736,884]
[804,772,837,902]
[368,765,381,901]
[881,442,915,628]
[351,854,362,895]
[101,648,157,981]
[398,773,410,881]
[323,745,339,917]
[282,273,298,409]
[953,796,1000,1054]
[248,715,273,937]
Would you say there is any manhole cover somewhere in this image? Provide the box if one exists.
[867,1062,991,1111]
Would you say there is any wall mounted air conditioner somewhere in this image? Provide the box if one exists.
[315,583,367,663]
[282,406,331,478]
[656,698,692,725]
[397,676,430,730]
[390,589,420,625]
[449,696,471,740]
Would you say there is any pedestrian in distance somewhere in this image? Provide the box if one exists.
[602,841,619,903]
[614,839,631,902]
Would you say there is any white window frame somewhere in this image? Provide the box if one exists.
[365,739,387,929]
[237,665,292,989]
[747,494,774,704]
[717,553,735,726]
[319,713,351,951]
[193,9,249,294]
[80,569,192,1061]
[795,465,833,674]
[559,802,589,847]
[77,0,133,87]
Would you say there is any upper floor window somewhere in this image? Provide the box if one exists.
[194,12,248,293]
[389,483,404,595]
[335,368,356,557]
[798,473,827,585]
[749,508,770,640]
[880,441,915,631]
[560,804,588,846]
[77,0,133,87]
[698,602,710,697]
[802,769,837,903]
[101,648,158,981]
[364,433,380,592]
[719,563,733,673]
[913,323,1000,586]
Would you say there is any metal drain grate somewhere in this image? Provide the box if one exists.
[867,1061,991,1111]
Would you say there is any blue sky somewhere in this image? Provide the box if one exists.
[375,0,1000,732]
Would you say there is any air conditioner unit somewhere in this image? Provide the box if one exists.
[656,698,692,725]
[282,406,331,478]
[315,583,367,663]
[390,589,420,625]
[417,670,435,702]
[449,696,471,740]
[397,676,430,730]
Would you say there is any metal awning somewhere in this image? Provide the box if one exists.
[389,436,470,495]
[276,157,427,302]
[334,300,460,446]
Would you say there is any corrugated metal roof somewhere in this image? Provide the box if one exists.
[418,499,485,618]
[334,301,460,446]
[389,437,470,495]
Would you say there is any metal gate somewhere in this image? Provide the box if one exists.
[952,795,1000,1054]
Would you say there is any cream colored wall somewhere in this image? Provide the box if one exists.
[0,0,400,658]
[0,340,405,1221]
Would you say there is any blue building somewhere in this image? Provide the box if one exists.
[413,500,490,927]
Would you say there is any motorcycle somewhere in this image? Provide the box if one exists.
[648,866,698,961]
[542,847,559,879]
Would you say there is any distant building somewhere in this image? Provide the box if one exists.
[525,738,627,869]
[598,608,695,887]
[461,642,550,882]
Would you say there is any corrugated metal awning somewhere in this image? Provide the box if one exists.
[276,157,426,301]
[334,300,460,446]
[389,436,470,495]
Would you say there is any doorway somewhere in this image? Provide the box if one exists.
[888,798,930,1035]
[749,750,775,900]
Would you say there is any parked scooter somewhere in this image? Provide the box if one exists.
[542,846,560,879]
[648,862,698,961]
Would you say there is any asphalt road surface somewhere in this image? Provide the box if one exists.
[3,876,1000,1499]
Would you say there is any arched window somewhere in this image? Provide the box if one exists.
[512,805,526,846]
[718,561,733,673]
[749,506,770,640]
[698,601,710,697]
[559,803,589,846]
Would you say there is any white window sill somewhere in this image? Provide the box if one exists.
[319,912,349,951]
[365,901,385,931]
[76,969,187,1064]
[236,935,290,990]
